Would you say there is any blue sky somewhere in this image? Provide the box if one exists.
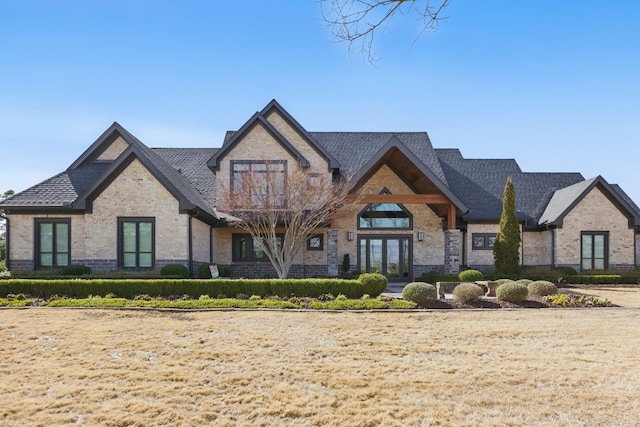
[1,1,639,205]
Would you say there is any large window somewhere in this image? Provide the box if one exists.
[358,203,412,229]
[35,219,70,268]
[118,218,155,268]
[232,233,283,262]
[581,232,608,270]
[231,160,286,207]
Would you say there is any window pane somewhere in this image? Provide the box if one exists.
[138,222,152,252]
[594,259,605,270]
[56,253,69,267]
[123,222,137,252]
[124,253,137,268]
[40,253,53,267]
[139,253,152,268]
[593,235,605,258]
[582,235,592,258]
[359,203,410,229]
[40,223,53,252]
[360,240,366,272]
[56,223,69,253]
[369,239,383,273]
[253,239,265,259]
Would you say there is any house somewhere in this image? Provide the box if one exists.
[2,100,639,280]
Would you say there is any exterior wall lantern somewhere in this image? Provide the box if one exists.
[417,231,424,241]
[347,231,354,241]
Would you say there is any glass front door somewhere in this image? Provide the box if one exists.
[359,236,411,281]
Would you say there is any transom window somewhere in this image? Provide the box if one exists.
[358,203,412,229]
[232,233,283,262]
[581,232,608,270]
[35,219,70,268]
[118,218,155,268]
[231,160,286,208]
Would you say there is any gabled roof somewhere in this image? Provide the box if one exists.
[351,135,468,214]
[2,122,218,223]
[436,148,585,222]
[207,111,310,171]
[261,99,340,171]
[538,176,640,228]
[312,131,449,185]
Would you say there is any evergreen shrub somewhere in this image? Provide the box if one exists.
[402,282,437,304]
[62,265,92,276]
[453,282,485,303]
[458,269,483,282]
[496,281,528,303]
[527,280,558,297]
[160,264,190,278]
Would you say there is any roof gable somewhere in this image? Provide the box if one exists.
[538,176,640,228]
[352,135,468,215]
[68,122,133,169]
[207,111,310,171]
[261,99,340,171]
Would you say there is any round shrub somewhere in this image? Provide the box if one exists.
[528,280,558,297]
[160,263,190,278]
[515,279,532,286]
[197,264,212,279]
[458,269,483,282]
[496,278,515,286]
[453,283,485,303]
[62,264,92,276]
[496,282,529,303]
[358,273,388,296]
[402,282,437,304]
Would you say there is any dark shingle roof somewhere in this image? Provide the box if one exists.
[0,163,110,207]
[153,148,218,207]
[311,132,448,186]
[436,148,585,222]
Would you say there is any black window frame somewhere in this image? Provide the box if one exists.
[471,233,496,250]
[118,217,155,269]
[307,234,324,251]
[581,231,609,271]
[34,218,71,269]
[230,160,287,208]
[232,233,284,262]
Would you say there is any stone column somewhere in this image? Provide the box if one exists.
[444,229,461,274]
[327,229,339,277]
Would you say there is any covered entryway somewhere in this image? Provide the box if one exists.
[358,235,412,281]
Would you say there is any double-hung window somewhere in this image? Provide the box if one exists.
[231,160,286,208]
[35,219,70,268]
[118,218,155,268]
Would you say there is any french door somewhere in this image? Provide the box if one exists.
[358,235,411,281]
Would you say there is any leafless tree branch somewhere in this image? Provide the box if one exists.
[218,161,355,278]
[320,0,451,62]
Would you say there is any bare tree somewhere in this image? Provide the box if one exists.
[217,161,354,278]
[320,0,451,62]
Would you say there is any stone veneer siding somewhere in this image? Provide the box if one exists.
[444,229,461,274]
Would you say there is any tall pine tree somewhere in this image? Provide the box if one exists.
[493,177,521,274]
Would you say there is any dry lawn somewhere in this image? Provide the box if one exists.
[1,290,640,426]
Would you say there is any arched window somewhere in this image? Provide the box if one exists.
[358,203,412,229]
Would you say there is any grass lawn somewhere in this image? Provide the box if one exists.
[0,287,638,426]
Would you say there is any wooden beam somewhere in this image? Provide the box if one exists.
[448,203,457,230]
[354,194,450,204]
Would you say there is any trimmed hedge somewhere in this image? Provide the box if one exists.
[0,273,387,299]
[402,282,437,304]
[458,269,483,282]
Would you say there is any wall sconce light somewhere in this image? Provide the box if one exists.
[347,231,354,241]
[417,231,424,241]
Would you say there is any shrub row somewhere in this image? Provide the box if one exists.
[0,273,387,299]
[418,271,640,285]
